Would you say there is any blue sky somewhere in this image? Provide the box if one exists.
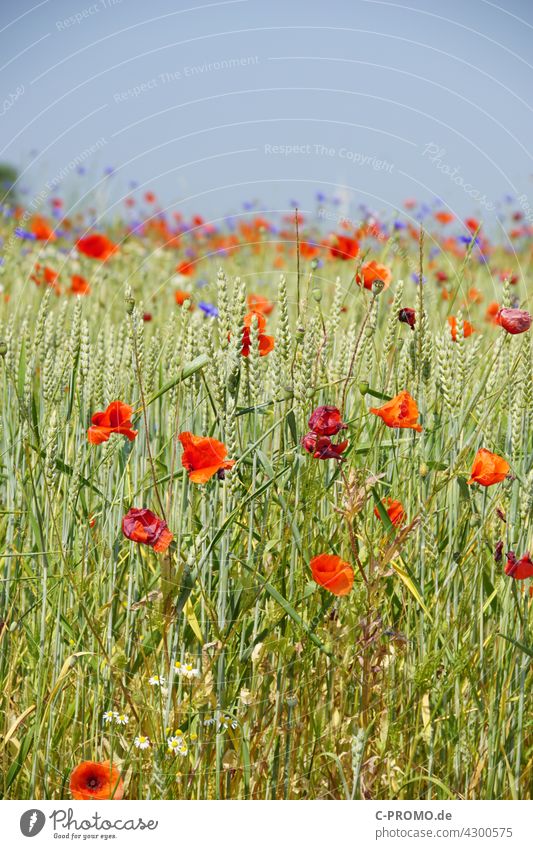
[1,0,532,228]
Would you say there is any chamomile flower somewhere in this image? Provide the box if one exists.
[148,674,166,687]
[167,736,188,756]
[181,663,200,680]
[134,735,151,750]
[115,713,129,725]
[102,710,117,724]
[173,660,182,673]
[218,713,238,731]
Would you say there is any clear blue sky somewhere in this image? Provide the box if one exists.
[1,0,532,228]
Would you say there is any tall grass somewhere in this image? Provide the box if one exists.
[0,216,531,799]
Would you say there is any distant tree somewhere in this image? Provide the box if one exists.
[0,163,19,204]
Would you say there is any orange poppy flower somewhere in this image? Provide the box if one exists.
[356,260,392,291]
[300,240,321,259]
[247,294,274,315]
[69,760,124,800]
[31,264,61,294]
[374,497,406,526]
[71,275,91,295]
[241,312,275,357]
[175,289,194,307]
[434,211,454,224]
[485,301,500,323]
[370,391,423,432]
[31,215,56,241]
[329,234,359,261]
[467,448,509,487]
[122,507,173,553]
[77,233,118,261]
[87,401,138,445]
[310,554,354,596]
[176,260,195,276]
[179,432,235,483]
[447,316,475,341]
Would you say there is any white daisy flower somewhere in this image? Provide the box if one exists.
[173,661,182,673]
[115,713,129,725]
[167,735,188,756]
[103,710,117,724]
[134,735,151,750]
[148,674,166,687]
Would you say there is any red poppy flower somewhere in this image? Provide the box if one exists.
[307,405,347,437]
[77,233,118,261]
[69,761,124,800]
[247,294,274,315]
[87,401,138,445]
[144,191,156,204]
[356,261,392,291]
[122,508,173,553]
[310,554,354,596]
[495,308,532,335]
[302,432,348,460]
[70,275,91,295]
[435,270,449,283]
[465,218,480,233]
[370,391,423,432]
[447,316,475,341]
[241,312,275,357]
[374,497,406,526]
[485,301,500,323]
[505,551,533,580]
[467,448,509,487]
[179,432,235,483]
[329,234,359,260]
[31,264,61,294]
[398,307,416,329]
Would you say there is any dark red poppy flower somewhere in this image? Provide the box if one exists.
[504,551,533,580]
[308,406,347,436]
[302,433,348,460]
[87,401,138,445]
[398,308,416,329]
[495,308,532,335]
[494,540,504,563]
[77,233,118,261]
[122,508,173,553]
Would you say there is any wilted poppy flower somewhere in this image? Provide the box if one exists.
[69,761,124,800]
[87,401,138,445]
[467,448,509,487]
[302,433,348,460]
[308,405,346,436]
[71,275,91,295]
[447,316,475,341]
[398,307,416,329]
[241,312,275,357]
[179,432,235,483]
[122,508,173,553]
[77,233,118,261]
[374,497,406,526]
[356,260,392,291]
[248,294,274,315]
[504,551,533,580]
[370,391,423,432]
[495,308,532,335]
[310,554,354,596]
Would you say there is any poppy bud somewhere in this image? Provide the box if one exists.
[496,308,532,335]
[398,307,416,329]
[295,327,305,343]
[312,287,322,302]
[0,340,7,357]
[372,278,385,294]
[494,540,504,562]
[359,381,369,396]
